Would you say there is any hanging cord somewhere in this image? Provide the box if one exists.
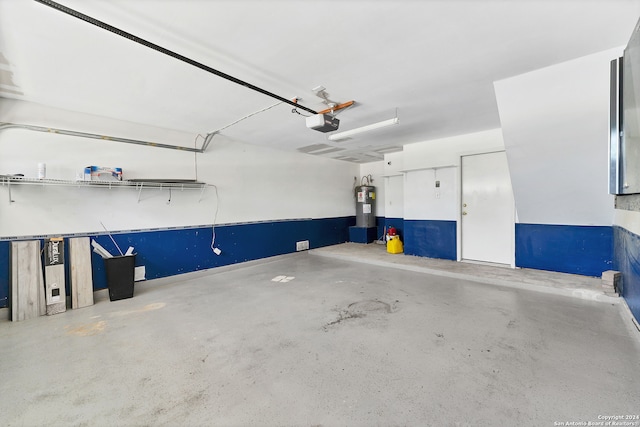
[193,134,205,180]
[360,174,373,186]
[210,184,220,253]
[213,101,284,133]
[291,107,312,117]
[191,133,220,255]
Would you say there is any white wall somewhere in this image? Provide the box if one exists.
[404,167,457,221]
[383,152,404,219]
[614,209,640,236]
[0,100,359,237]
[494,48,620,226]
[375,47,620,231]
[398,129,506,221]
[402,129,505,171]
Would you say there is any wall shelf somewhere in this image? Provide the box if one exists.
[0,175,209,203]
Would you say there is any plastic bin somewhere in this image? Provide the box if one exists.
[104,254,136,301]
[387,236,404,254]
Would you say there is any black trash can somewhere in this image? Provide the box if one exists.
[104,254,136,301]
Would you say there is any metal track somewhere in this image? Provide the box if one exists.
[34,0,318,115]
[0,122,215,153]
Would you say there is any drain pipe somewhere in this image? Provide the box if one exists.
[0,122,216,153]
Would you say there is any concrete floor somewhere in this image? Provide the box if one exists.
[1,246,640,426]
[311,243,620,303]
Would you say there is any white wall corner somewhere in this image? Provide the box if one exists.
[494,47,623,226]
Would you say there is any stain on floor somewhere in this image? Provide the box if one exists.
[323,299,398,331]
[66,320,107,336]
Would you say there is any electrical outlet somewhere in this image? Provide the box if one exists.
[296,240,310,251]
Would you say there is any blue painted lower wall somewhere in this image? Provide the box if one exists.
[4,216,628,312]
[0,216,355,308]
[613,226,640,322]
[375,216,385,241]
[515,223,613,277]
[348,226,377,244]
[403,219,457,260]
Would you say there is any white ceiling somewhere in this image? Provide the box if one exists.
[1,0,639,163]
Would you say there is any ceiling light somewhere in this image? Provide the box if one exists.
[328,117,399,141]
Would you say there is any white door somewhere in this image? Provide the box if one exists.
[461,151,514,265]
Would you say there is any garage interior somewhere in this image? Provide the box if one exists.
[1,1,640,425]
